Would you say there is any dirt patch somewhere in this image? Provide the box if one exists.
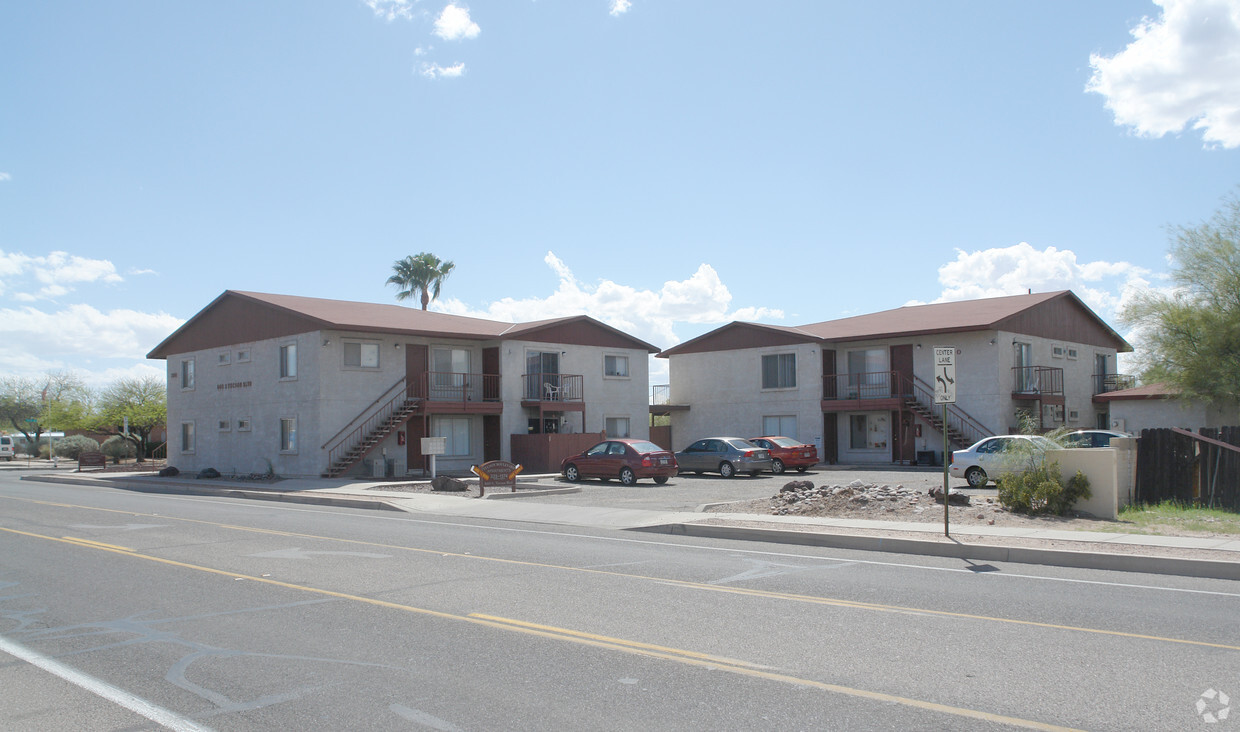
[702,477,1234,539]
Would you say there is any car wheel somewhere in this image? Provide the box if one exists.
[771,458,785,474]
[619,467,636,485]
[564,464,580,483]
[795,466,808,473]
[719,461,736,478]
[653,476,669,485]
[965,467,988,488]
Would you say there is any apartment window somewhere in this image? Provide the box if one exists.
[1066,347,1079,360]
[180,422,195,453]
[236,348,251,363]
[761,353,796,389]
[279,343,297,379]
[280,417,297,452]
[344,341,380,369]
[218,419,231,432]
[432,416,472,457]
[218,351,231,365]
[849,414,888,450]
[180,359,195,390]
[1051,345,1065,359]
[763,415,798,439]
[605,417,631,438]
[604,354,630,378]
[1068,409,1080,423]
[846,348,886,398]
[237,418,252,432]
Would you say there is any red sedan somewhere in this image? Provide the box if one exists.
[560,438,678,485]
[746,436,818,474]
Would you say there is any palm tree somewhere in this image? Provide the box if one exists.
[387,253,456,310]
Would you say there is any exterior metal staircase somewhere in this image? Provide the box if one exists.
[321,378,420,478]
[899,373,993,450]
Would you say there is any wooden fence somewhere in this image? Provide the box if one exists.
[1135,426,1240,509]
[510,432,604,474]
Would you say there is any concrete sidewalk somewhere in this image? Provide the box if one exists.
[19,470,1240,580]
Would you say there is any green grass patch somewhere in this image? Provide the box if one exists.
[1105,500,1240,536]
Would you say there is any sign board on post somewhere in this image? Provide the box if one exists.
[933,346,956,536]
[933,347,956,404]
[421,437,447,478]
[472,460,524,498]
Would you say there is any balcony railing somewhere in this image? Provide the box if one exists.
[1012,366,1063,396]
[523,373,584,402]
[1094,373,1136,394]
[412,371,501,404]
[651,384,671,405]
[822,371,911,401]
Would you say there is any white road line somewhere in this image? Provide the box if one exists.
[0,634,215,732]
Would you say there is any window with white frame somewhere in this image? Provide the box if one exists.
[432,416,472,456]
[237,418,252,432]
[344,341,380,369]
[1051,345,1065,359]
[180,359,195,390]
[761,353,796,389]
[218,351,231,365]
[848,413,888,450]
[180,422,195,453]
[431,348,471,398]
[236,348,251,363]
[604,354,629,378]
[279,343,297,379]
[605,416,631,438]
[1066,347,1079,360]
[218,419,230,431]
[762,415,798,439]
[280,417,297,452]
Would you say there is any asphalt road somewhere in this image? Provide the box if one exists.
[2,472,1238,730]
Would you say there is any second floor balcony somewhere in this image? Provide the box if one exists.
[522,373,584,404]
[1012,366,1063,400]
[1094,373,1136,394]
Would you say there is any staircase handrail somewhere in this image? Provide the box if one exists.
[902,372,995,446]
[321,376,409,451]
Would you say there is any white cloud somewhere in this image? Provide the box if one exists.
[0,172,10,182]
[365,0,417,22]
[0,303,184,386]
[420,62,466,79]
[609,0,633,16]
[0,250,123,299]
[437,252,782,351]
[1087,0,1240,148]
[434,4,480,41]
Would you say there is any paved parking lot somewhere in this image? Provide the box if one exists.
[526,465,966,512]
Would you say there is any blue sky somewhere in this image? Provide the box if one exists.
[2,0,1238,388]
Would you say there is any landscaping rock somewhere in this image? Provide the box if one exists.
[432,476,469,492]
[196,467,221,479]
[158,466,180,477]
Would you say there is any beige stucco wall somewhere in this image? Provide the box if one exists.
[1046,442,1137,521]
[1109,397,1240,435]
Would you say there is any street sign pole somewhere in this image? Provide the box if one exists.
[933,347,957,537]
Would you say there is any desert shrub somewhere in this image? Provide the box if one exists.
[54,435,100,460]
[998,462,1091,515]
[101,435,136,464]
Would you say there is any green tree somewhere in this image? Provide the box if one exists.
[1122,191,1240,404]
[90,376,167,462]
[0,371,91,447]
[387,252,455,310]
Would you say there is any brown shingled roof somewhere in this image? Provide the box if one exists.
[148,290,660,358]
[660,290,1130,357]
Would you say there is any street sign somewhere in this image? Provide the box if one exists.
[933,347,956,404]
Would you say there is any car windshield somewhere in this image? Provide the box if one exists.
[627,441,663,453]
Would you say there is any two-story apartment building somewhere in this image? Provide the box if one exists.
[656,291,1132,465]
[147,291,658,477]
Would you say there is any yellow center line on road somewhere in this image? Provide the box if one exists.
[0,524,1080,731]
[61,537,134,552]
[4,495,1239,653]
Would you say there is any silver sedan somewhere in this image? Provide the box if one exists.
[675,437,773,478]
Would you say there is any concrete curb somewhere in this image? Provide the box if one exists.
[24,475,404,512]
[632,523,1240,581]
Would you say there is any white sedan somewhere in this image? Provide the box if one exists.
[949,435,1056,488]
